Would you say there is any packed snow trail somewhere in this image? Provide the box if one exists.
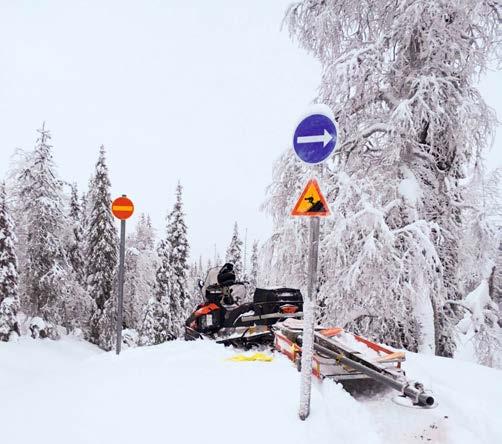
[1,337,501,444]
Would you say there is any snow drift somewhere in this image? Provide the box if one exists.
[1,337,501,444]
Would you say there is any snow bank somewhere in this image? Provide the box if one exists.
[367,351,502,443]
[1,337,501,444]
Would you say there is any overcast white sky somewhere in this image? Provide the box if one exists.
[0,0,500,266]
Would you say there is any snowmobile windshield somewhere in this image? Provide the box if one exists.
[202,266,221,294]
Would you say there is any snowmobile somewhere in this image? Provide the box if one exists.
[185,264,304,348]
[274,319,436,408]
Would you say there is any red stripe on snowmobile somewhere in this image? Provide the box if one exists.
[194,303,220,317]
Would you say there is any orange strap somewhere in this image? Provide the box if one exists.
[375,351,405,362]
[354,334,395,355]
[320,327,343,337]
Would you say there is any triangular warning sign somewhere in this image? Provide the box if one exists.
[291,179,330,217]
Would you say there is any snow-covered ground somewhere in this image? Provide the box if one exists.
[1,337,501,444]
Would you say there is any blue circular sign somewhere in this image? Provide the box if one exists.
[293,113,337,164]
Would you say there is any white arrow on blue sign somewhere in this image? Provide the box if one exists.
[293,113,337,164]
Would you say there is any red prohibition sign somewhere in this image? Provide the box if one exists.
[111,196,134,220]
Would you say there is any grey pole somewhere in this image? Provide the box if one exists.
[299,215,320,420]
[116,214,127,355]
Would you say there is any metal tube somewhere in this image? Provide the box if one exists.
[116,219,126,355]
[313,342,435,407]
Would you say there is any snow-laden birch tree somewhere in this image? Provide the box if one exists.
[495,234,502,305]
[453,277,502,369]
[260,151,311,291]
[261,0,501,356]
[55,182,92,334]
[124,214,157,331]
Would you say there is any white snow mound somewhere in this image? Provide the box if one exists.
[1,336,501,444]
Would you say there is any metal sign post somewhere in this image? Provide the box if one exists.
[291,105,337,421]
[299,215,320,420]
[116,219,126,355]
[111,195,135,355]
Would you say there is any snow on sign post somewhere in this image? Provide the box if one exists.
[111,195,134,355]
[291,105,336,421]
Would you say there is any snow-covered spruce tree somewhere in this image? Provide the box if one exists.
[154,183,190,340]
[17,124,69,336]
[80,187,90,235]
[85,146,118,350]
[225,222,244,279]
[124,213,157,331]
[197,256,203,278]
[167,183,190,321]
[67,183,85,283]
[0,183,20,341]
[249,241,259,291]
[144,184,190,345]
[139,296,166,346]
[270,0,502,356]
[147,239,176,343]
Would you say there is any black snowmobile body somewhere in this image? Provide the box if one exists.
[185,266,303,348]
